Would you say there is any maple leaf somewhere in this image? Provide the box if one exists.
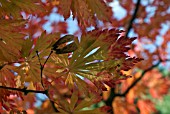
[0,0,43,18]
[55,91,108,114]
[14,32,60,86]
[0,66,22,111]
[14,32,78,88]
[143,69,170,99]
[137,99,157,114]
[0,65,16,87]
[0,19,26,62]
[113,97,138,114]
[55,0,112,29]
[149,77,170,99]
[51,29,142,91]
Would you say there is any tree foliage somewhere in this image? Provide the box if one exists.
[0,0,170,114]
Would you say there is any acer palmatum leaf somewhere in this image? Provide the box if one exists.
[51,28,142,91]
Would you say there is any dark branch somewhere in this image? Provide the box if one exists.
[36,50,53,89]
[36,50,44,88]
[125,0,141,38]
[116,58,170,97]
[0,85,59,112]
[36,50,43,67]
[0,86,47,95]
[44,50,53,66]
[36,50,58,112]
[121,61,161,96]
[50,100,59,112]
[105,0,141,111]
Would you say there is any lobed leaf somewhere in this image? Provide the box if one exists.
[56,0,112,29]
[55,91,107,114]
[51,29,142,91]
[0,0,43,18]
[0,19,26,62]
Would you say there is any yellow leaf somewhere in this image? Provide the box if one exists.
[27,82,35,90]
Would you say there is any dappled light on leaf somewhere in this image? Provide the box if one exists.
[51,29,142,91]
[0,0,170,113]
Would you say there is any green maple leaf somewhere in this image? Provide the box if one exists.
[54,91,107,114]
[16,32,59,84]
[16,33,77,85]
[51,29,142,90]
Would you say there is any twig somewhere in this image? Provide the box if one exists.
[36,50,53,89]
[36,50,59,112]
[0,86,47,95]
[36,51,44,88]
[50,100,59,112]
[36,51,43,67]
[121,61,161,96]
[125,0,141,38]
[0,85,59,112]
[115,58,170,97]
[44,50,53,66]
[104,58,170,114]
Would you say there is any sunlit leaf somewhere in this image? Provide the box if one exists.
[51,29,142,91]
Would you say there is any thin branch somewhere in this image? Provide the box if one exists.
[115,58,170,97]
[121,61,161,96]
[0,86,47,95]
[36,50,44,88]
[36,51,43,67]
[0,85,59,112]
[125,0,141,38]
[36,50,53,89]
[36,50,58,111]
[50,100,59,112]
[43,50,53,67]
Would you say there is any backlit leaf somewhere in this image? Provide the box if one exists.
[56,0,112,29]
[51,29,142,90]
